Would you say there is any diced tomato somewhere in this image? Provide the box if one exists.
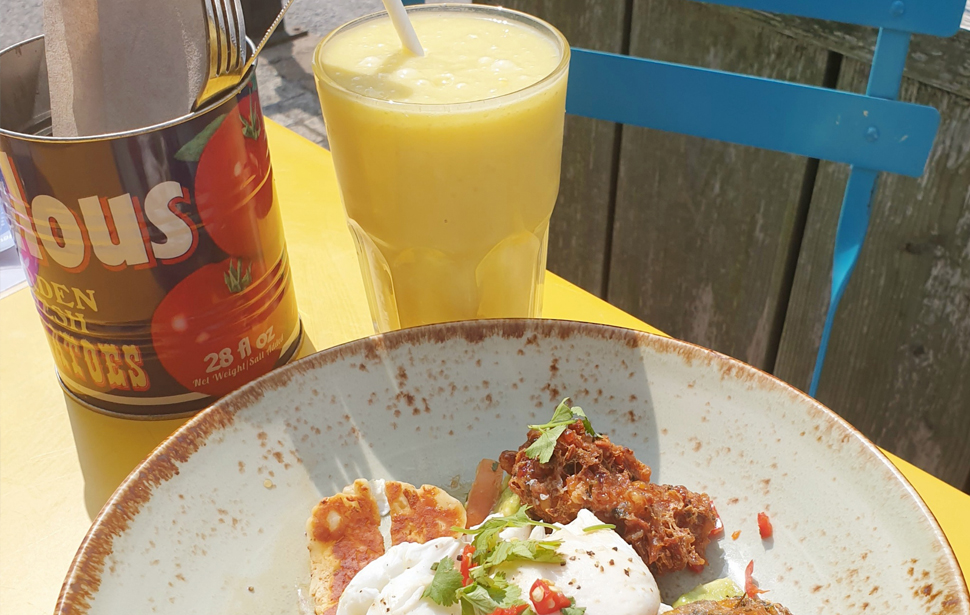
[688,563,705,574]
[460,544,476,586]
[489,605,529,615]
[757,512,773,539]
[465,458,506,527]
[529,579,573,614]
[744,560,768,599]
[710,504,724,538]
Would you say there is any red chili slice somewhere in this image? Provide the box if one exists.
[460,544,475,586]
[530,579,573,614]
[710,504,724,538]
[744,560,768,599]
[757,512,773,539]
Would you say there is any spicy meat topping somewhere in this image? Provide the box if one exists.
[499,418,718,576]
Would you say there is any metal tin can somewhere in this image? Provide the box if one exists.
[0,36,302,418]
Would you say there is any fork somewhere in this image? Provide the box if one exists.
[194,0,248,110]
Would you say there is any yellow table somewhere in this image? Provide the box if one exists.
[1,122,966,615]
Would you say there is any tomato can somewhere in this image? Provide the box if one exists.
[0,36,303,418]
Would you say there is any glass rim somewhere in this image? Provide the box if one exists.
[312,3,571,112]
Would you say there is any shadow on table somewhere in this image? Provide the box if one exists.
[297,332,318,357]
[67,334,319,518]
[66,397,188,518]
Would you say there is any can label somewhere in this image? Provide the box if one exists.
[0,74,301,416]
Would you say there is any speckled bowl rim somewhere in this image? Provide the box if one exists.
[54,319,970,615]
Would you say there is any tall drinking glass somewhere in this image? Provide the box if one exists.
[313,4,569,331]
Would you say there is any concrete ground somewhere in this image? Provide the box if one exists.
[252,0,383,147]
[0,0,384,147]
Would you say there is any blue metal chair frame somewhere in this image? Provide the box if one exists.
[403,0,965,397]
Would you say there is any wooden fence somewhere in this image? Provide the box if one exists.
[484,0,970,491]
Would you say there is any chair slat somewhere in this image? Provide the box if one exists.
[865,29,911,98]
[566,48,939,177]
[694,0,966,36]
[810,167,879,395]
[809,29,913,396]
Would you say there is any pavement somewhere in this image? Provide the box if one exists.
[253,0,384,147]
[0,0,384,147]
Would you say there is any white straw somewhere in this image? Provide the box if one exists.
[381,0,425,57]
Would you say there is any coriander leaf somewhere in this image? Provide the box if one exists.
[569,405,598,437]
[483,539,563,569]
[561,597,586,615]
[469,565,491,584]
[472,567,508,590]
[455,505,558,558]
[422,556,463,607]
[501,505,540,527]
[528,399,575,430]
[582,524,616,533]
[526,542,564,564]
[458,579,526,614]
[549,398,576,425]
[458,584,501,613]
[506,506,558,531]
[524,424,569,463]
[469,566,525,599]
[454,505,561,578]
[525,399,600,462]
[490,580,522,608]
[483,540,516,569]
[470,526,504,560]
[472,570,524,609]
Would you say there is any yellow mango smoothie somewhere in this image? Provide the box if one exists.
[313,4,569,331]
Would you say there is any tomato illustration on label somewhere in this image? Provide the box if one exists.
[150,257,298,396]
[179,92,283,261]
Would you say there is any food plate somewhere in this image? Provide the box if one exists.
[55,320,969,615]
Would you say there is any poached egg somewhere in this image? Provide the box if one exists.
[336,509,661,615]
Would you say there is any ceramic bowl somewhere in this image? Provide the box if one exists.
[55,320,969,615]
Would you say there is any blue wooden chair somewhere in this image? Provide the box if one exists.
[403,0,965,397]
